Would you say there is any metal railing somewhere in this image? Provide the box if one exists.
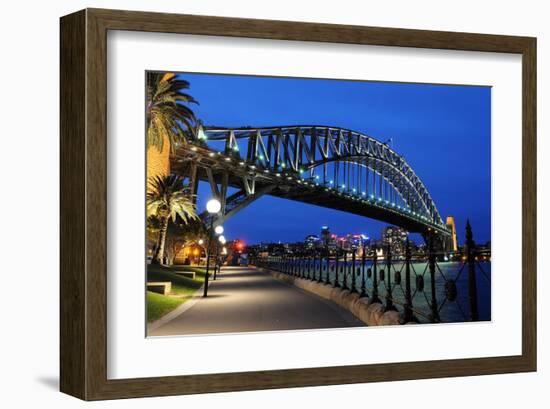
[251,222,490,324]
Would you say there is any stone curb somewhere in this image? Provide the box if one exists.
[258,267,403,326]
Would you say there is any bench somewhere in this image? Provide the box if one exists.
[173,271,196,279]
[147,281,172,295]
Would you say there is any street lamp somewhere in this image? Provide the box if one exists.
[214,225,224,235]
[203,198,221,297]
[206,198,221,214]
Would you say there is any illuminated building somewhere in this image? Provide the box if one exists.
[305,234,320,248]
[381,225,409,257]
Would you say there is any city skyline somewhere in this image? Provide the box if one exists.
[187,72,491,245]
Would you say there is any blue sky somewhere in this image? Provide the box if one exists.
[177,73,491,246]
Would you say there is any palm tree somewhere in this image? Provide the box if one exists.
[146,72,198,191]
[147,174,199,264]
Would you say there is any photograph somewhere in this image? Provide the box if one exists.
[145,71,492,336]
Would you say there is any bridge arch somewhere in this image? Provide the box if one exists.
[304,155,437,223]
[171,125,450,236]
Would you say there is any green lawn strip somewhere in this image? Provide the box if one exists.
[147,291,185,323]
[180,266,207,280]
[171,265,208,279]
[146,266,209,322]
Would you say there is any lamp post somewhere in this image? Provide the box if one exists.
[214,234,226,280]
[203,198,221,297]
[211,225,224,281]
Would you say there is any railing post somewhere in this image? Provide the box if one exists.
[404,238,415,322]
[350,249,357,292]
[372,248,380,303]
[360,244,368,298]
[428,231,440,322]
[334,250,340,287]
[466,220,479,321]
[342,250,349,290]
[385,244,395,310]
[313,251,318,281]
[286,254,289,274]
[317,250,323,283]
[289,254,292,275]
[288,254,291,275]
[286,254,290,274]
[311,251,319,281]
[324,247,331,285]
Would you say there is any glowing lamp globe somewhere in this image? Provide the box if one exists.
[214,225,224,235]
[206,198,221,214]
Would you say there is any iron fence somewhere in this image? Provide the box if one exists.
[252,222,490,324]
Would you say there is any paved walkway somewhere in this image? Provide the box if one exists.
[149,266,365,336]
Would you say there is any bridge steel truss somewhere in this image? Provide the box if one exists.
[171,125,451,237]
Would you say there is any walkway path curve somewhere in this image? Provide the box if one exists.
[149,266,365,336]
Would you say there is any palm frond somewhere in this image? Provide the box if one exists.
[146,72,199,151]
[146,175,198,225]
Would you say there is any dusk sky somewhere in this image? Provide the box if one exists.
[176,72,491,246]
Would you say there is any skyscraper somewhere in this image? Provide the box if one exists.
[382,225,408,257]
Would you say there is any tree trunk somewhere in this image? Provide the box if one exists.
[152,217,169,264]
[146,133,171,193]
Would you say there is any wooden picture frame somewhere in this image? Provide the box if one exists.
[60,8,536,400]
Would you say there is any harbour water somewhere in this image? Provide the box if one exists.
[269,258,491,323]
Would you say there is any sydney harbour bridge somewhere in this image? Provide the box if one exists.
[171,125,452,240]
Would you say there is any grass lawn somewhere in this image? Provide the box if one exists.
[147,291,184,323]
[146,265,208,323]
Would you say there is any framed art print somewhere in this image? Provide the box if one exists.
[60,8,536,400]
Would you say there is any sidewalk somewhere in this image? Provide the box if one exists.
[148,266,365,336]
